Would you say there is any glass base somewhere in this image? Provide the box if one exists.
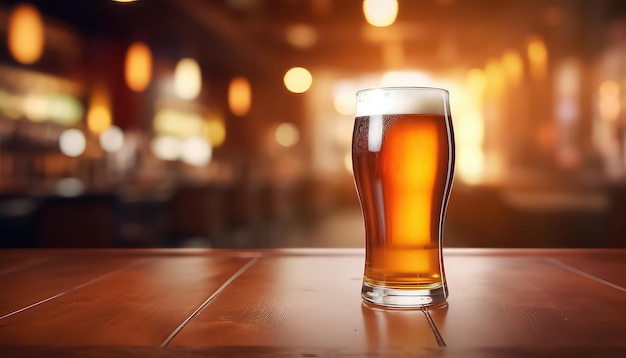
[361,282,447,308]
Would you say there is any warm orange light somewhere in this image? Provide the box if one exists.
[344,152,353,173]
[8,4,44,64]
[283,67,313,93]
[228,76,252,116]
[382,42,404,68]
[501,50,523,87]
[286,24,318,49]
[87,87,112,134]
[124,42,152,92]
[153,109,204,137]
[555,60,580,99]
[203,118,226,147]
[466,68,486,99]
[485,59,505,97]
[599,80,619,98]
[87,106,112,134]
[333,89,356,116]
[527,36,548,80]
[23,94,48,122]
[363,0,398,27]
[458,145,485,184]
[598,81,620,122]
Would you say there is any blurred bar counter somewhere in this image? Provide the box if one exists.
[0,178,344,249]
[0,175,625,249]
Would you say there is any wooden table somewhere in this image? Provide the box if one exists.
[0,249,624,357]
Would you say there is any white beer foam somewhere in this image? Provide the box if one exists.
[355,87,448,117]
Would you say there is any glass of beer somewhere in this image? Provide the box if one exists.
[352,87,455,308]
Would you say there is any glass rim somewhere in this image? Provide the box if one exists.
[356,86,449,96]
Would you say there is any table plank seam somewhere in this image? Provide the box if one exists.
[160,257,259,348]
[543,258,626,293]
[0,258,151,321]
[423,308,447,347]
[0,257,51,276]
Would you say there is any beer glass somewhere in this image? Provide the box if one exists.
[352,87,455,308]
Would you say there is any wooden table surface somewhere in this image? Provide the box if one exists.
[0,248,624,357]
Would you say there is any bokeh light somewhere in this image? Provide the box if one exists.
[228,76,252,116]
[275,123,300,147]
[153,109,204,137]
[56,178,84,197]
[125,42,152,92]
[501,50,523,87]
[151,136,182,161]
[174,58,202,100]
[466,68,486,100]
[344,152,353,174]
[49,95,84,126]
[23,94,48,122]
[485,58,505,96]
[285,24,318,49]
[203,118,226,147]
[87,106,112,134]
[181,136,212,166]
[380,71,431,87]
[458,146,485,185]
[363,0,398,27]
[8,4,44,64]
[59,129,86,157]
[598,80,620,122]
[527,36,548,80]
[333,82,357,116]
[284,67,313,94]
[100,125,125,153]
[87,87,112,134]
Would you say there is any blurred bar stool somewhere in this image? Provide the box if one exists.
[34,194,121,248]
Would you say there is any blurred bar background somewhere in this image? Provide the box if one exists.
[0,0,625,249]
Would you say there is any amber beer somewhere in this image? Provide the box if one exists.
[352,87,455,308]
